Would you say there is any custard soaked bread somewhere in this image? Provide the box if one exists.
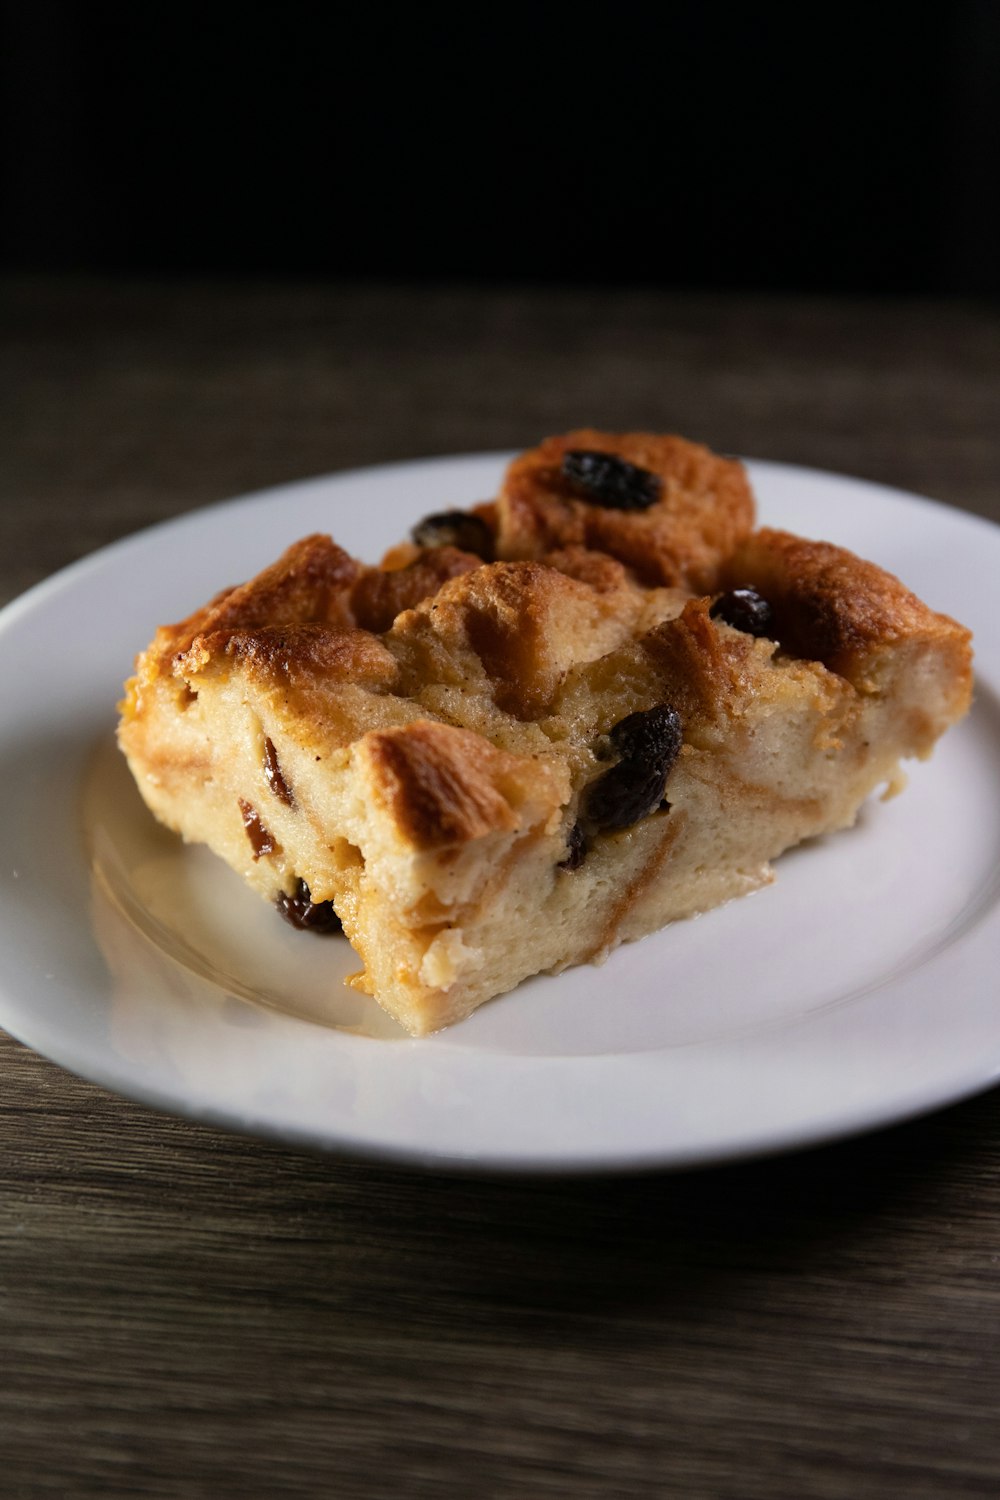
[118,433,972,1035]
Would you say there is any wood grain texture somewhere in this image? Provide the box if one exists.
[2,277,999,1500]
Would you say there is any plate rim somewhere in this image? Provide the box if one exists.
[1,452,999,1174]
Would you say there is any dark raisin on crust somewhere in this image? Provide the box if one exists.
[710,587,773,638]
[584,706,683,833]
[276,878,343,934]
[558,820,587,871]
[238,798,277,859]
[262,736,294,806]
[410,511,495,559]
[560,450,662,511]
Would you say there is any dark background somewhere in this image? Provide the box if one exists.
[2,3,999,295]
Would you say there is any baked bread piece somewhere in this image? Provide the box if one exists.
[118,437,973,1035]
[494,428,755,588]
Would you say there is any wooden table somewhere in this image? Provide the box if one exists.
[3,277,999,1499]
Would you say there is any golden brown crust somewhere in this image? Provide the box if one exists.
[178,623,401,690]
[362,721,524,850]
[349,546,483,633]
[400,559,638,720]
[639,597,770,728]
[537,544,633,595]
[726,528,974,695]
[143,534,361,674]
[496,429,754,590]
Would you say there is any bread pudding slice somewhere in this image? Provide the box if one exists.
[118,438,972,1035]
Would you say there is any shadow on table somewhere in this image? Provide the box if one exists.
[9,1051,1000,1500]
[18,1061,998,1340]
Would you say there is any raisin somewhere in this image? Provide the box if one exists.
[561,450,662,511]
[262,736,294,806]
[710,587,773,637]
[238,798,277,859]
[608,704,683,765]
[584,706,682,833]
[411,511,494,559]
[276,878,343,934]
[558,820,587,871]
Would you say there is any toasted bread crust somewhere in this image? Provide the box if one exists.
[727,528,973,692]
[146,534,362,671]
[349,546,484,633]
[363,721,523,850]
[496,429,755,589]
[178,623,400,688]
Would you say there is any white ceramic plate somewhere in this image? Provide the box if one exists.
[1,455,999,1172]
